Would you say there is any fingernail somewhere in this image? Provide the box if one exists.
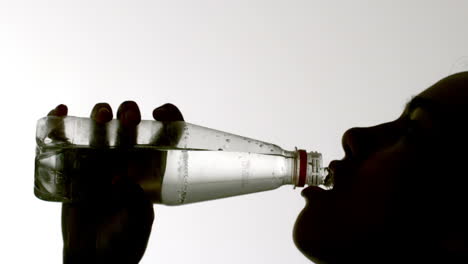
[152,107,166,116]
[96,107,112,123]
[155,103,175,112]
[98,107,110,115]
[123,110,140,126]
[56,104,68,116]
[152,103,183,121]
[153,104,167,113]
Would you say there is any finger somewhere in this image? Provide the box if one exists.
[48,104,68,117]
[46,104,68,141]
[90,103,113,124]
[150,103,184,146]
[117,101,141,127]
[89,103,113,148]
[88,103,114,199]
[152,103,184,121]
[116,101,140,148]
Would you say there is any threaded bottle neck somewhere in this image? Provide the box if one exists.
[292,149,330,189]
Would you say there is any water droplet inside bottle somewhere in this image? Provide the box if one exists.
[260,144,263,147]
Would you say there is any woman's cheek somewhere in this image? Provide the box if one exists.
[346,143,418,229]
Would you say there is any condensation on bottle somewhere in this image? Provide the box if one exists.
[34,116,331,205]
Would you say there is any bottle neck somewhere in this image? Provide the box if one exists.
[292,149,328,188]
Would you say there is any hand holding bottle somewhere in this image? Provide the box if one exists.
[37,104,329,206]
[48,101,184,264]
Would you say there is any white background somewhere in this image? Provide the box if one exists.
[1,1,467,263]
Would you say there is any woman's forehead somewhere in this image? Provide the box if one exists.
[418,72,468,110]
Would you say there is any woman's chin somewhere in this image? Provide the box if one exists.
[293,206,328,261]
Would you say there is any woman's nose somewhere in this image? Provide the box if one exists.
[341,120,399,160]
[341,127,373,160]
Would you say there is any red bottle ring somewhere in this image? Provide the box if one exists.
[297,149,307,187]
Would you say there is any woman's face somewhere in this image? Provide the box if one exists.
[293,72,468,263]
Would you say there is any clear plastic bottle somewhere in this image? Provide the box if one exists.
[35,116,331,205]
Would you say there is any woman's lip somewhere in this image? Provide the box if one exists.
[301,186,328,199]
[301,159,355,199]
[328,160,341,175]
[300,160,343,198]
[327,158,355,189]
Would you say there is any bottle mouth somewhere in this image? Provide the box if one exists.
[293,149,331,189]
